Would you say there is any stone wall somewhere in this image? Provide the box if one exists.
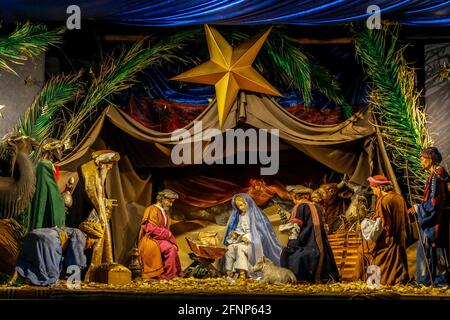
[425,44,450,170]
[0,54,44,137]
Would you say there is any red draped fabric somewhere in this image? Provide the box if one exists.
[165,177,289,208]
[126,96,347,133]
[127,96,206,132]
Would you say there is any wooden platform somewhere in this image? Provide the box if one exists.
[1,280,449,300]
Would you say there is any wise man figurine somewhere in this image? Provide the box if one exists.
[81,149,131,284]
[29,138,66,230]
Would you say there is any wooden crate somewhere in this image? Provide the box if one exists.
[94,263,132,285]
[328,230,361,281]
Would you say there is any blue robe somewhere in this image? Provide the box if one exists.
[16,227,87,286]
[415,166,450,285]
[220,193,282,278]
[280,201,340,283]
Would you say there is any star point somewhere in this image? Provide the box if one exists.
[171,25,282,128]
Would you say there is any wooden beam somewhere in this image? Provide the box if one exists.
[294,38,352,45]
[102,35,146,41]
[102,34,354,44]
[372,109,402,195]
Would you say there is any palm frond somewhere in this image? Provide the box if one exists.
[263,32,313,105]
[265,30,352,118]
[59,32,193,146]
[353,23,431,203]
[309,61,353,118]
[18,72,84,143]
[0,22,63,75]
[231,29,352,118]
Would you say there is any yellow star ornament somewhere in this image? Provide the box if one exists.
[171,24,282,128]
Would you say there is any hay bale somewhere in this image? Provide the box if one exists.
[0,219,25,275]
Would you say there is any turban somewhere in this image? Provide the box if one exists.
[79,221,104,239]
[420,147,442,164]
[367,175,392,187]
[156,189,179,201]
[41,138,65,153]
[92,150,120,164]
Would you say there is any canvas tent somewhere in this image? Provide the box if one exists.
[57,92,385,266]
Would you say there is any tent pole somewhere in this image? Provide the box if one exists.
[371,109,402,194]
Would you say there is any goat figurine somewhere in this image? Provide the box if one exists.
[252,256,297,285]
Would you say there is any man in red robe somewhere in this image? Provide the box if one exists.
[138,189,181,280]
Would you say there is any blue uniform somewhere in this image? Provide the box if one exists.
[415,166,450,285]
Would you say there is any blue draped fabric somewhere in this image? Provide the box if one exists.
[121,43,369,110]
[140,68,215,105]
[132,68,307,108]
[220,193,282,277]
[15,227,87,286]
[1,1,450,26]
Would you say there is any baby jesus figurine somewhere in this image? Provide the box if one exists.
[227,230,251,245]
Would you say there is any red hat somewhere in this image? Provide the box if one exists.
[367,175,392,187]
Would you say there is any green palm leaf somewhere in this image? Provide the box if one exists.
[353,23,430,203]
[59,32,195,146]
[231,29,352,118]
[18,72,84,143]
[0,22,63,75]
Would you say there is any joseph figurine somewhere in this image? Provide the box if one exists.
[138,189,181,280]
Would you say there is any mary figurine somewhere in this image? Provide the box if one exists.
[219,193,282,279]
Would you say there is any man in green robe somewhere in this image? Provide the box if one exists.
[29,139,66,230]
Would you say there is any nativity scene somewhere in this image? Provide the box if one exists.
[0,1,449,303]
